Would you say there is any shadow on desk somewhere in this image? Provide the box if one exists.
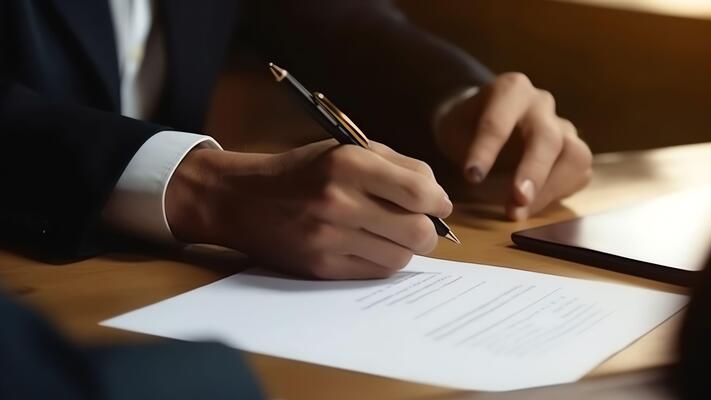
[442,368,674,400]
[104,245,253,277]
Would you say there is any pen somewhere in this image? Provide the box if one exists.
[269,63,461,245]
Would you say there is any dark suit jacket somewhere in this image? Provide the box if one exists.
[0,293,263,399]
[0,0,492,261]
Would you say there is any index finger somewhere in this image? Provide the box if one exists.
[465,73,536,183]
[369,141,437,181]
[507,132,592,220]
[353,150,453,218]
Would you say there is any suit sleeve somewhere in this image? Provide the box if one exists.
[0,294,263,400]
[243,0,495,161]
[0,81,165,261]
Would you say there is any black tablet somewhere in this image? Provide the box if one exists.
[512,186,711,286]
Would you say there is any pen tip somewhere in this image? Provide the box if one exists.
[269,62,287,82]
[445,232,462,245]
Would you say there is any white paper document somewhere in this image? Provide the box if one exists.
[102,256,687,391]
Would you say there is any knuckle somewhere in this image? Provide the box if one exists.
[557,138,593,194]
[324,146,363,175]
[336,143,362,157]
[540,124,565,150]
[369,141,392,155]
[413,159,434,177]
[580,143,593,168]
[402,179,432,211]
[537,89,556,108]
[566,135,593,169]
[312,184,348,222]
[499,72,532,89]
[560,118,577,136]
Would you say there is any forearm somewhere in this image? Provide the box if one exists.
[0,81,164,260]
[164,147,272,246]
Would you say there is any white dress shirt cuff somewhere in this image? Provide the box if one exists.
[102,130,222,245]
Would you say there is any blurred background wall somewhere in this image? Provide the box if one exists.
[207,0,711,154]
[398,0,711,153]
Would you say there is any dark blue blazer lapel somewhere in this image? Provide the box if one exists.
[47,0,120,110]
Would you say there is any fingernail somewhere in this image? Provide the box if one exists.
[510,206,529,221]
[466,166,485,184]
[518,179,535,205]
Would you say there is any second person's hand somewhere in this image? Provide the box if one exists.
[435,73,593,220]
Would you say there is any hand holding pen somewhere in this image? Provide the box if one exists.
[269,63,460,244]
[162,64,456,280]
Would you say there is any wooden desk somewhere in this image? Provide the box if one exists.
[1,143,708,399]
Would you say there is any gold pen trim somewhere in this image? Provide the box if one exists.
[268,62,287,82]
[313,92,370,149]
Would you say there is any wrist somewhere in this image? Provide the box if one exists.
[165,148,274,245]
[165,147,219,244]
